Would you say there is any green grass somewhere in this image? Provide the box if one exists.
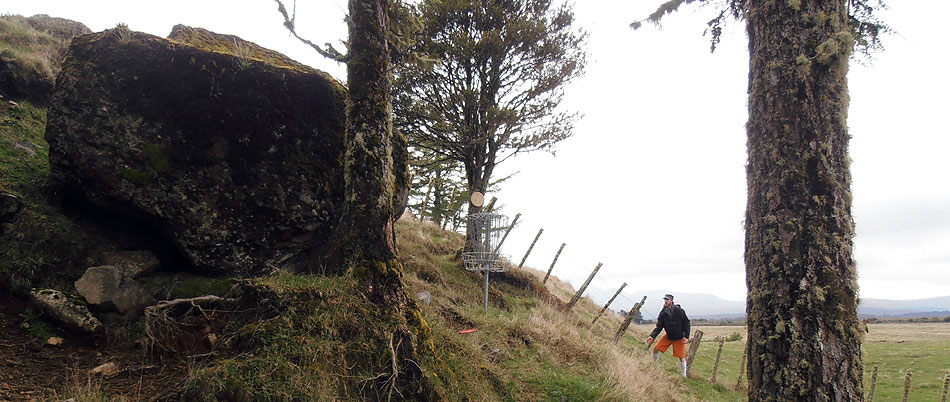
[0,101,117,292]
[0,100,49,193]
[862,326,950,401]
[639,323,950,401]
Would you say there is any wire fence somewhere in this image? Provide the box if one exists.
[477,207,950,396]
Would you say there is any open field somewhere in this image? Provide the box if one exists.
[635,322,950,401]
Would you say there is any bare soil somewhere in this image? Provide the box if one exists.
[0,297,189,401]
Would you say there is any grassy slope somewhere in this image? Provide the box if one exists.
[396,216,698,401]
[4,101,946,400]
[180,216,712,401]
[0,99,116,292]
[0,98,736,401]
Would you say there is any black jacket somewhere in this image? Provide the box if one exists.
[649,304,690,341]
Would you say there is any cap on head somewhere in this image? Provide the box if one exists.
[663,294,674,301]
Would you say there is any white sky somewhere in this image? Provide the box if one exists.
[6,0,948,302]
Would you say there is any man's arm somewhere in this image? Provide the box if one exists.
[681,308,691,340]
[648,311,665,340]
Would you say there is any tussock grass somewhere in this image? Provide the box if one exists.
[0,14,87,102]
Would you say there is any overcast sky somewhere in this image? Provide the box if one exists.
[6,0,948,302]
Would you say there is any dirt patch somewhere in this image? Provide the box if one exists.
[0,300,190,401]
[438,306,476,331]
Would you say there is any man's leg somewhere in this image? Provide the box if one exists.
[652,335,672,363]
[671,339,688,377]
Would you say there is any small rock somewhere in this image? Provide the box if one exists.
[29,288,103,334]
[1,193,25,223]
[90,362,118,376]
[415,291,431,305]
[47,337,63,346]
[12,141,36,157]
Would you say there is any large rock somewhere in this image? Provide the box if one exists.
[99,250,161,277]
[30,288,103,335]
[45,26,352,275]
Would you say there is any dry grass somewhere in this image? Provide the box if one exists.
[396,214,701,401]
[0,14,88,102]
[865,322,950,342]
[523,302,692,401]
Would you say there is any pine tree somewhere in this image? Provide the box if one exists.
[394,0,586,243]
[634,0,887,399]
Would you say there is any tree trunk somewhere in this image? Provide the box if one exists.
[341,1,435,398]
[463,158,493,248]
[744,0,863,400]
[341,0,398,264]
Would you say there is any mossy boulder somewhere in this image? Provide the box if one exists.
[45,26,350,275]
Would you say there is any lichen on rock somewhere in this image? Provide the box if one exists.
[45,26,355,275]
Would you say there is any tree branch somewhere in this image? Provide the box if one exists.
[274,0,348,62]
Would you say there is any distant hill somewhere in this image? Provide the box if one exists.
[584,287,950,320]
[585,287,745,320]
[858,296,950,318]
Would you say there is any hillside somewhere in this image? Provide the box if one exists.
[0,17,746,401]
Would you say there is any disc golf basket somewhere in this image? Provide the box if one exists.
[463,212,510,311]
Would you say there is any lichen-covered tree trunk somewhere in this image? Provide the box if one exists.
[341,1,435,398]
[744,0,863,400]
[342,0,398,265]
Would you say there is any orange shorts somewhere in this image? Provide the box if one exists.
[653,334,687,358]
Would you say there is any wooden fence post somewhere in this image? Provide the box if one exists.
[867,366,878,402]
[941,374,949,402]
[542,243,566,284]
[492,213,520,255]
[736,349,746,388]
[710,337,724,383]
[484,196,497,212]
[685,329,704,377]
[567,263,602,309]
[612,295,646,342]
[901,370,912,402]
[592,282,627,325]
[518,228,544,268]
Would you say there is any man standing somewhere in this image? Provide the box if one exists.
[645,294,691,377]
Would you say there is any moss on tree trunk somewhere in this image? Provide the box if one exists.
[744,0,863,400]
[339,1,438,399]
[342,0,398,265]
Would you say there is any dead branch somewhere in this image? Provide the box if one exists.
[144,295,237,353]
[274,0,347,62]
